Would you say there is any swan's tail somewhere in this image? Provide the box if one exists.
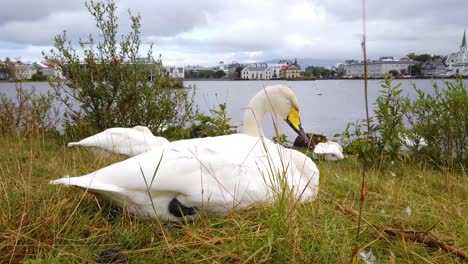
[67,142,81,147]
[50,175,125,193]
[49,175,80,186]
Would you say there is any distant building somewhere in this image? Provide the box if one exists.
[344,58,418,78]
[226,61,245,79]
[334,63,346,76]
[217,61,230,76]
[421,59,447,77]
[266,63,284,79]
[241,63,272,80]
[34,61,65,79]
[13,61,34,80]
[184,65,210,76]
[166,66,185,78]
[445,30,468,76]
[281,59,301,79]
[0,61,12,80]
[378,56,394,61]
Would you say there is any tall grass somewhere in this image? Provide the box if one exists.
[0,135,466,263]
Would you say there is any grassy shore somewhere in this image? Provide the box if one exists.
[0,134,466,263]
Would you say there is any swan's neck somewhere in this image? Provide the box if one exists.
[242,93,267,137]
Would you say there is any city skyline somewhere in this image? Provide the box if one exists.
[1,0,467,66]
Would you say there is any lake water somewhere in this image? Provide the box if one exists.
[0,79,460,140]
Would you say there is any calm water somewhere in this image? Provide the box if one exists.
[0,79,458,140]
[184,79,453,140]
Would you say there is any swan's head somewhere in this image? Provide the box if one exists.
[262,85,309,142]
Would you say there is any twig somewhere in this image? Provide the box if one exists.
[324,195,467,261]
[352,0,371,262]
[384,228,468,260]
[323,196,390,243]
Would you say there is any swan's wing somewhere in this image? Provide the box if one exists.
[313,143,327,154]
[68,128,166,156]
[313,142,344,161]
[132,126,153,134]
[329,143,344,160]
[286,149,319,201]
[53,134,291,217]
[329,141,343,153]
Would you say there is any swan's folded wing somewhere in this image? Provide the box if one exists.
[53,134,277,212]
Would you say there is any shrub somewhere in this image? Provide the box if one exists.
[30,71,48,81]
[190,103,237,138]
[272,133,291,146]
[337,76,467,169]
[44,1,196,137]
[407,77,467,166]
[336,77,409,167]
[0,85,59,136]
[374,77,410,161]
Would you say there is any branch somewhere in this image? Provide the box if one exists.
[384,228,468,260]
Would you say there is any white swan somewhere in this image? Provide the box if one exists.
[51,85,319,221]
[399,135,427,153]
[312,141,344,161]
[68,126,169,157]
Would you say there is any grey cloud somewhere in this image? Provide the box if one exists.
[0,0,83,25]
[0,0,467,65]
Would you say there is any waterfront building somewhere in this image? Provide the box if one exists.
[334,63,346,76]
[420,59,447,77]
[34,61,65,79]
[226,61,245,79]
[281,59,301,79]
[13,61,34,80]
[344,58,418,78]
[266,63,283,79]
[184,65,210,76]
[445,30,468,76]
[165,66,185,78]
[241,63,272,80]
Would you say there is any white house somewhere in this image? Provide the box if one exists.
[13,61,34,80]
[241,63,272,80]
[36,61,65,79]
[166,66,185,78]
[266,63,283,79]
[445,31,468,76]
[345,58,418,78]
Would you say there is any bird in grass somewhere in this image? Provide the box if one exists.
[51,85,319,221]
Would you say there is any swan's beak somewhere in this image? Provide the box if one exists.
[285,107,309,142]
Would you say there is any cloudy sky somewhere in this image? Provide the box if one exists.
[1,0,467,66]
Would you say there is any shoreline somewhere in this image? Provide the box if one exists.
[1,76,466,84]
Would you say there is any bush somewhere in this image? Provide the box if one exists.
[190,103,237,138]
[337,76,467,169]
[374,77,410,161]
[337,77,409,167]
[407,77,467,166]
[30,71,48,81]
[0,85,59,136]
[44,1,196,137]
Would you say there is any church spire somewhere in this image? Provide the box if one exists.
[461,30,467,52]
[462,30,466,47]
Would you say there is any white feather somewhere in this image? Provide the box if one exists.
[312,141,344,161]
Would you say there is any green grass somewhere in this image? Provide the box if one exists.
[0,134,466,263]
